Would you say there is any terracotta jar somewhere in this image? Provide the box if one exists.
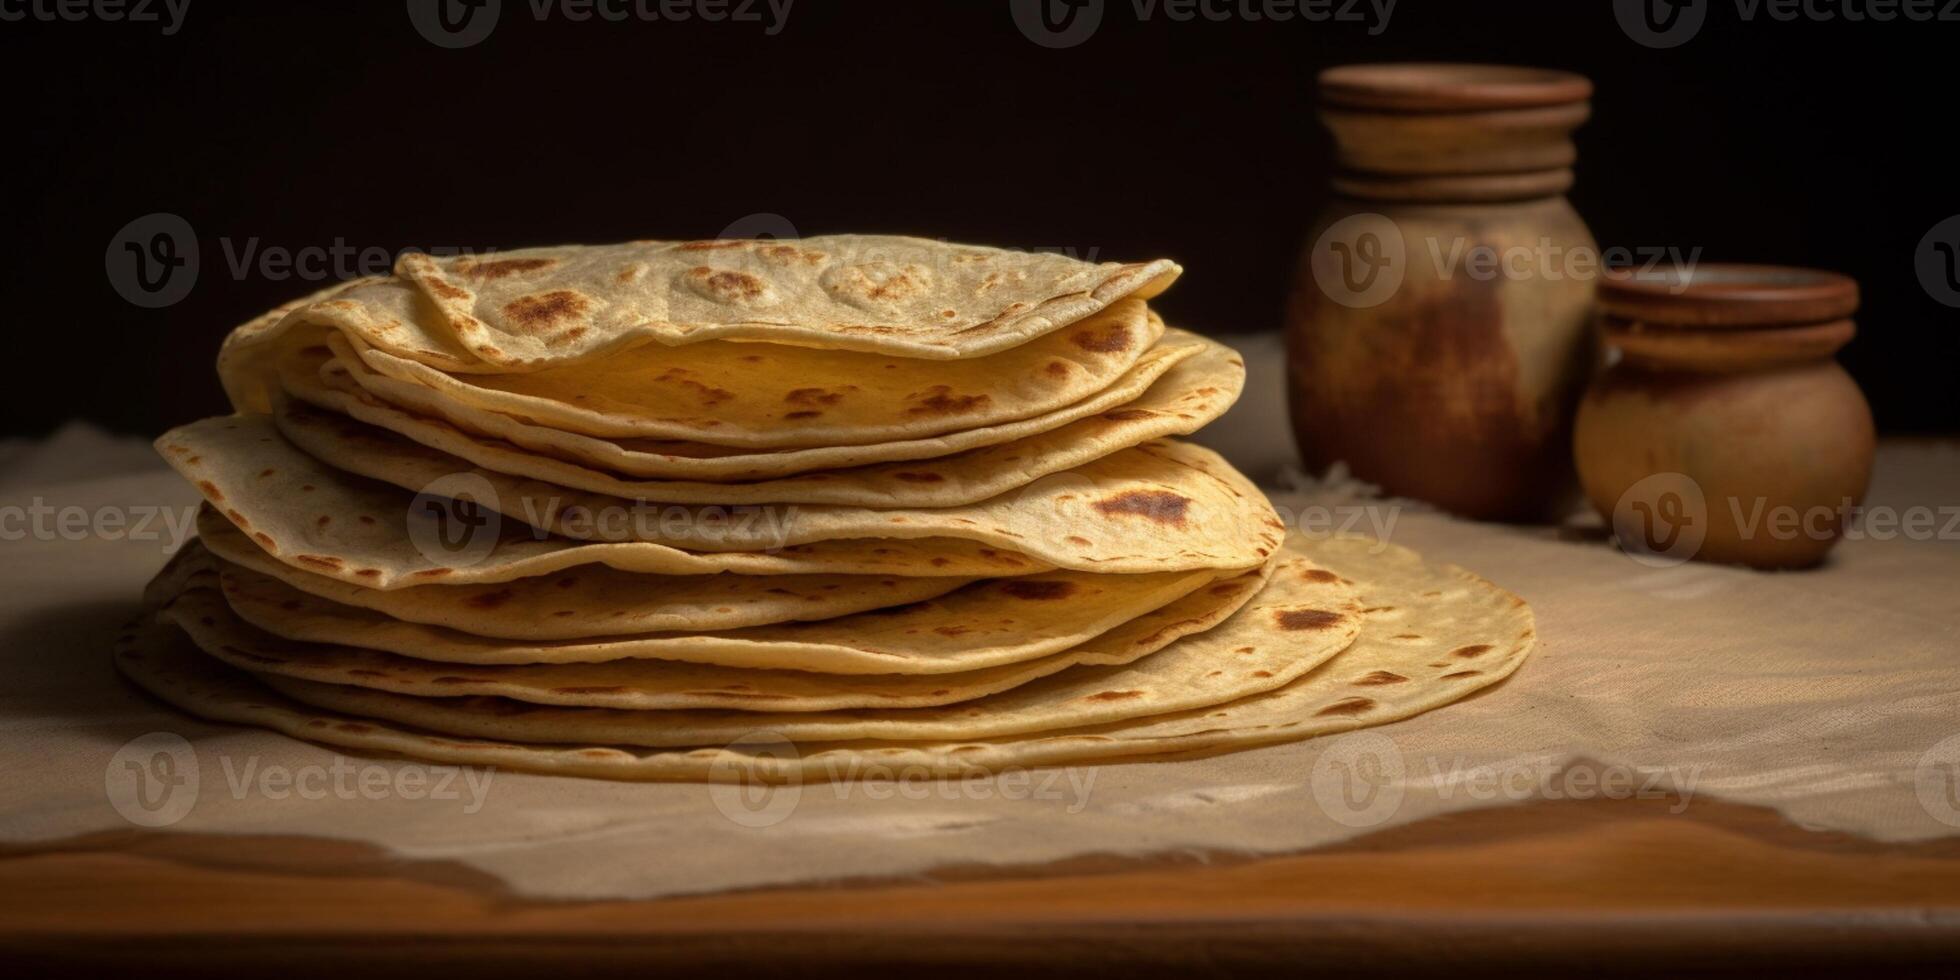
[1287,63,1599,522]
[1575,265,1875,569]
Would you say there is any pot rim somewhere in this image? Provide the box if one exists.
[1318,62,1593,112]
[1599,264,1860,328]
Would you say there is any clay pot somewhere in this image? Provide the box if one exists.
[1575,265,1875,569]
[1287,64,1599,522]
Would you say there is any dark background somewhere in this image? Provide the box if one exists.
[4,0,1955,438]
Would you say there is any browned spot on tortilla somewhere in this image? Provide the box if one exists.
[1301,569,1340,584]
[1393,633,1423,640]
[1044,361,1070,378]
[933,625,972,637]
[502,290,590,334]
[1276,608,1343,631]
[413,567,455,578]
[461,257,556,279]
[893,471,944,483]
[1102,409,1156,421]
[1252,670,1275,678]
[905,386,991,418]
[253,533,276,548]
[1085,690,1145,701]
[1092,490,1190,526]
[784,410,822,420]
[1452,644,1494,659]
[355,569,379,578]
[1315,697,1376,717]
[1000,580,1077,601]
[1209,581,1247,596]
[315,515,331,528]
[686,266,767,301]
[785,388,844,407]
[196,481,224,501]
[257,468,275,477]
[465,589,515,609]
[1354,670,1408,686]
[1442,670,1482,680]
[294,555,342,570]
[1070,322,1134,353]
[1066,535,1092,546]
[226,509,248,526]
[676,240,748,251]
[421,277,469,300]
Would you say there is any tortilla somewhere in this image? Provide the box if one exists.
[204,539,969,641]
[114,536,1533,780]
[217,239,1181,414]
[164,414,1284,576]
[217,545,1262,673]
[157,559,1278,712]
[303,325,1239,483]
[279,334,1244,504]
[327,298,1163,448]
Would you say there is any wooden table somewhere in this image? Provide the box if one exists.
[6,793,1958,977]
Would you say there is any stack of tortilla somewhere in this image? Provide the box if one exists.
[119,236,1535,782]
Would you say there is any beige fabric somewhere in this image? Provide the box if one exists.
[220,548,1257,673]
[217,238,1182,413]
[205,413,1286,571]
[305,326,1239,483]
[280,335,1244,504]
[333,299,1163,447]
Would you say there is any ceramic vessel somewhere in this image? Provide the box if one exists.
[1575,265,1875,569]
[1287,64,1598,522]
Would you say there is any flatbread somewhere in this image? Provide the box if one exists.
[164,414,1284,575]
[279,334,1244,504]
[216,546,1259,672]
[204,541,969,641]
[156,560,1277,712]
[329,299,1163,447]
[303,325,1238,483]
[114,536,1533,780]
[216,239,1181,415]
